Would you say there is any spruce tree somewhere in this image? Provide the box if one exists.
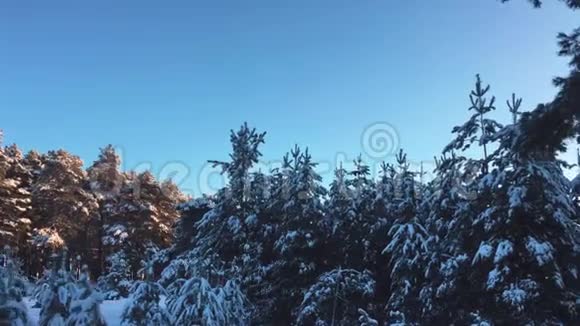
[383,150,428,325]
[30,228,67,283]
[419,153,475,324]
[121,256,170,326]
[463,109,580,324]
[270,146,328,322]
[66,265,106,326]
[32,150,99,272]
[0,144,33,267]
[167,277,249,326]
[38,251,75,326]
[192,123,270,321]
[87,145,125,277]
[208,122,266,221]
[373,162,397,222]
[444,75,503,174]
[419,78,507,324]
[422,74,580,324]
[358,309,379,326]
[295,269,376,326]
[97,251,131,300]
[0,246,30,326]
[103,171,183,277]
[326,164,356,267]
[21,149,45,276]
[346,157,379,270]
[171,196,214,259]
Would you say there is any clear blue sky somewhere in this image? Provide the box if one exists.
[1,0,578,195]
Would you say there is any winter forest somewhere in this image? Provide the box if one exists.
[2,0,580,325]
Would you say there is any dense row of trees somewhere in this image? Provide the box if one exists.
[156,84,579,324]
[0,140,186,280]
[155,2,580,320]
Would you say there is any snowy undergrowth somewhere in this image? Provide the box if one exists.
[26,297,160,326]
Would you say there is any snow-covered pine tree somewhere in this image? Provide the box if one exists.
[22,149,45,279]
[32,150,99,274]
[346,157,379,270]
[190,124,276,324]
[151,179,189,272]
[423,153,465,242]
[103,170,183,278]
[443,74,503,175]
[66,265,106,326]
[267,152,293,215]
[192,124,268,311]
[30,228,66,283]
[246,170,272,242]
[196,123,266,261]
[233,170,273,317]
[190,189,241,284]
[220,279,250,325]
[87,145,124,200]
[349,156,375,214]
[418,76,506,324]
[418,153,476,324]
[462,98,580,324]
[373,162,397,222]
[87,145,125,277]
[422,72,580,324]
[382,150,428,325]
[245,149,297,324]
[327,157,386,276]
[269,146,328,323]
[366,162,399,313]
[248,171,270,214]
[295,269,375,326]
[325,164,356,267]
[0,145,33,278]
[260,152,293,262]
[97,251,131,300]
[0,246,30,326]
[134,172,182,272]
[155,196,216,295]
[18,151,49,277]
[0,144,33,272]
[208,122,266,221]
[167,276,249,326]
[358,309,379,326]
[121,254,170,326]
[344,156,395,273]
[0,247,28,297]
[171,196,214,259]
[247,164,294,322]
[38,250,76,326]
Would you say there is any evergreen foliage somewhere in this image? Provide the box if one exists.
[66,265,106,326]
[0,247,30,326]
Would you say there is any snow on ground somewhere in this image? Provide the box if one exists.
[25,297,130,326]
[101,299,129,325]
[24,298,40,326]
